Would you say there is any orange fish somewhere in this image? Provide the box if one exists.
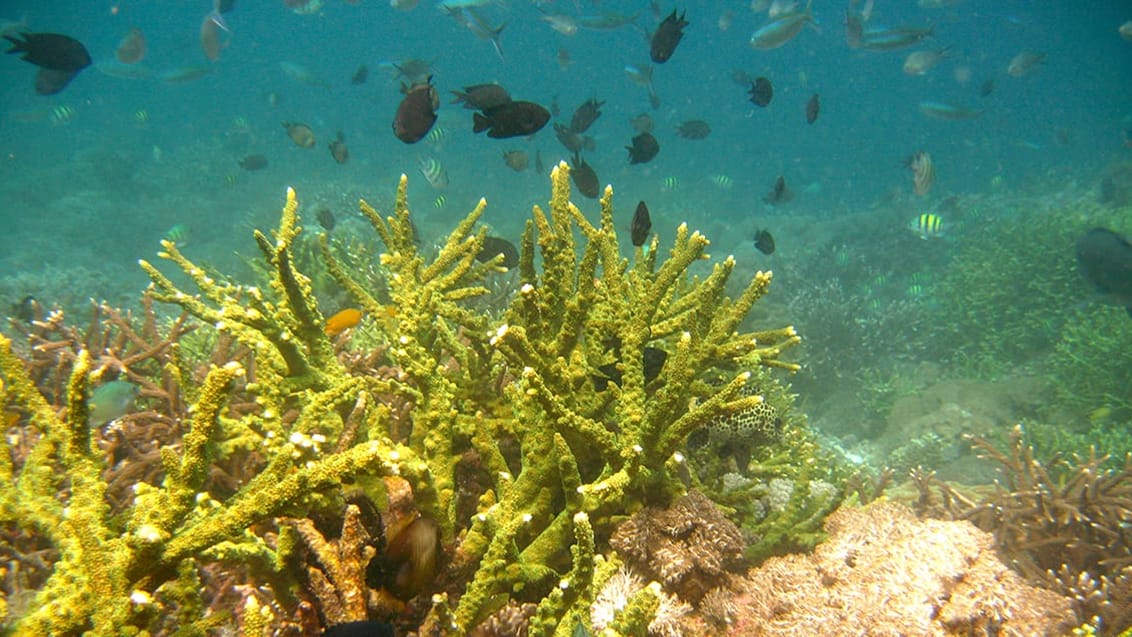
[115,27,147,64]
[325,308,363,337]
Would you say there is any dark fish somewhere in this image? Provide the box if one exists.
[754,229,775,255]
[763,176,793,205]
[451,83,512,110]
[570,98,605,133]
[748,76,773,107]
[534,149,544,174]
[283,121,316,148]
[328,131,349,164]
[675,120,710,139]
[238,154,268,170]
[4,32,92,72]
[322,620,395,637]
[476,236,519,269]
[472,101,551,139]
[394,77,439,144]
[317,207,336,231]
[593,346,668,390]
[805,93,820,124]
[650,9,688,63]
[350,64,368,85]
[979,78,995,97]
[626,132,660,164]
[12,295,39,322]
[554,122,585,153]
[631,200,651,247]
[1076,227,1132,318]
[571,151,600,199]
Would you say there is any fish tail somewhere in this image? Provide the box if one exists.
[473,112,491,133]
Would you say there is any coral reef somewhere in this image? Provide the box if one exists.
[913,425,1132,633]
[729,501,1076,636]
[0,162,804,635]
[610,490,745,604]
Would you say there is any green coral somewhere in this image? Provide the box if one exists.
[0,163,804,635]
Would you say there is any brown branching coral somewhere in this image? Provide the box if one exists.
[729,501,1076,636]
[912,424,1132,632]
[610,490,744,604]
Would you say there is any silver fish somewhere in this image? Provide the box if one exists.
[749,3,814,49]
[447,6,505,61]
[918,101,983,120]
[280,61,331,88]
[1006,51,1046,77]
[859,25,934,51]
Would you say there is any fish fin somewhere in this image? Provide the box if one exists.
[472,112,491,133]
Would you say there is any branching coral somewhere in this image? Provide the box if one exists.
[912,425,1132,632]
[0,163,803,635]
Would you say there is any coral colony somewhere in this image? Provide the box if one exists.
[1,163,1130,636]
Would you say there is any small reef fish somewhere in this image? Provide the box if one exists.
[12,295,39,322]
[748,76,773,107]
[763,176,793,205]
[650,9,688,63]
[569,98,604,134]
[49,104,75,126]
[918,101,983,120]
[501,150,528,172]
[1121,21,1132,42]
[157,65,213,83]
[805,93,820,124]
[540,12,578,36]
[391,0,419,11]
[754,229,775,255]
[858,25,934,52]
[325,308,363,337]
[473,101,551,138]
[1006,51,1046,77]
[577,12,640,31]
[570,152,600,199]
[903,48,950,75]
[418,156,449,189]
[5,32,92,95]
[630,113,654,133]
[626,132,659,164]
[476,236,519,269]
[451,83,512,110]
[1075,227,1132,318]
[89,380,139,427]
[316,207,335,231]
[283,121,316,148]
[164,223,190,245]
[675,120,710,139]
[909,213,943,239]
[351,64,368,85]
[328,131,349,164]
[749,3,813,50]
[385,57,434,83]
[199,9,230,62]
[631,200,651,247]
[280,61,330,88]
[115,27,147,64]
[239,154,268,170]
[394,77,439,143]
[905,151,934,196]
[447,6,505,61]
[556,47,572,70]
[592,346,667,391]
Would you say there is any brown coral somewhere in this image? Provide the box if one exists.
[610,490,745,604]
[728,501,1075,636]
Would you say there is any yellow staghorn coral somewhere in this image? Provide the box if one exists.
[0,162,802,636]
